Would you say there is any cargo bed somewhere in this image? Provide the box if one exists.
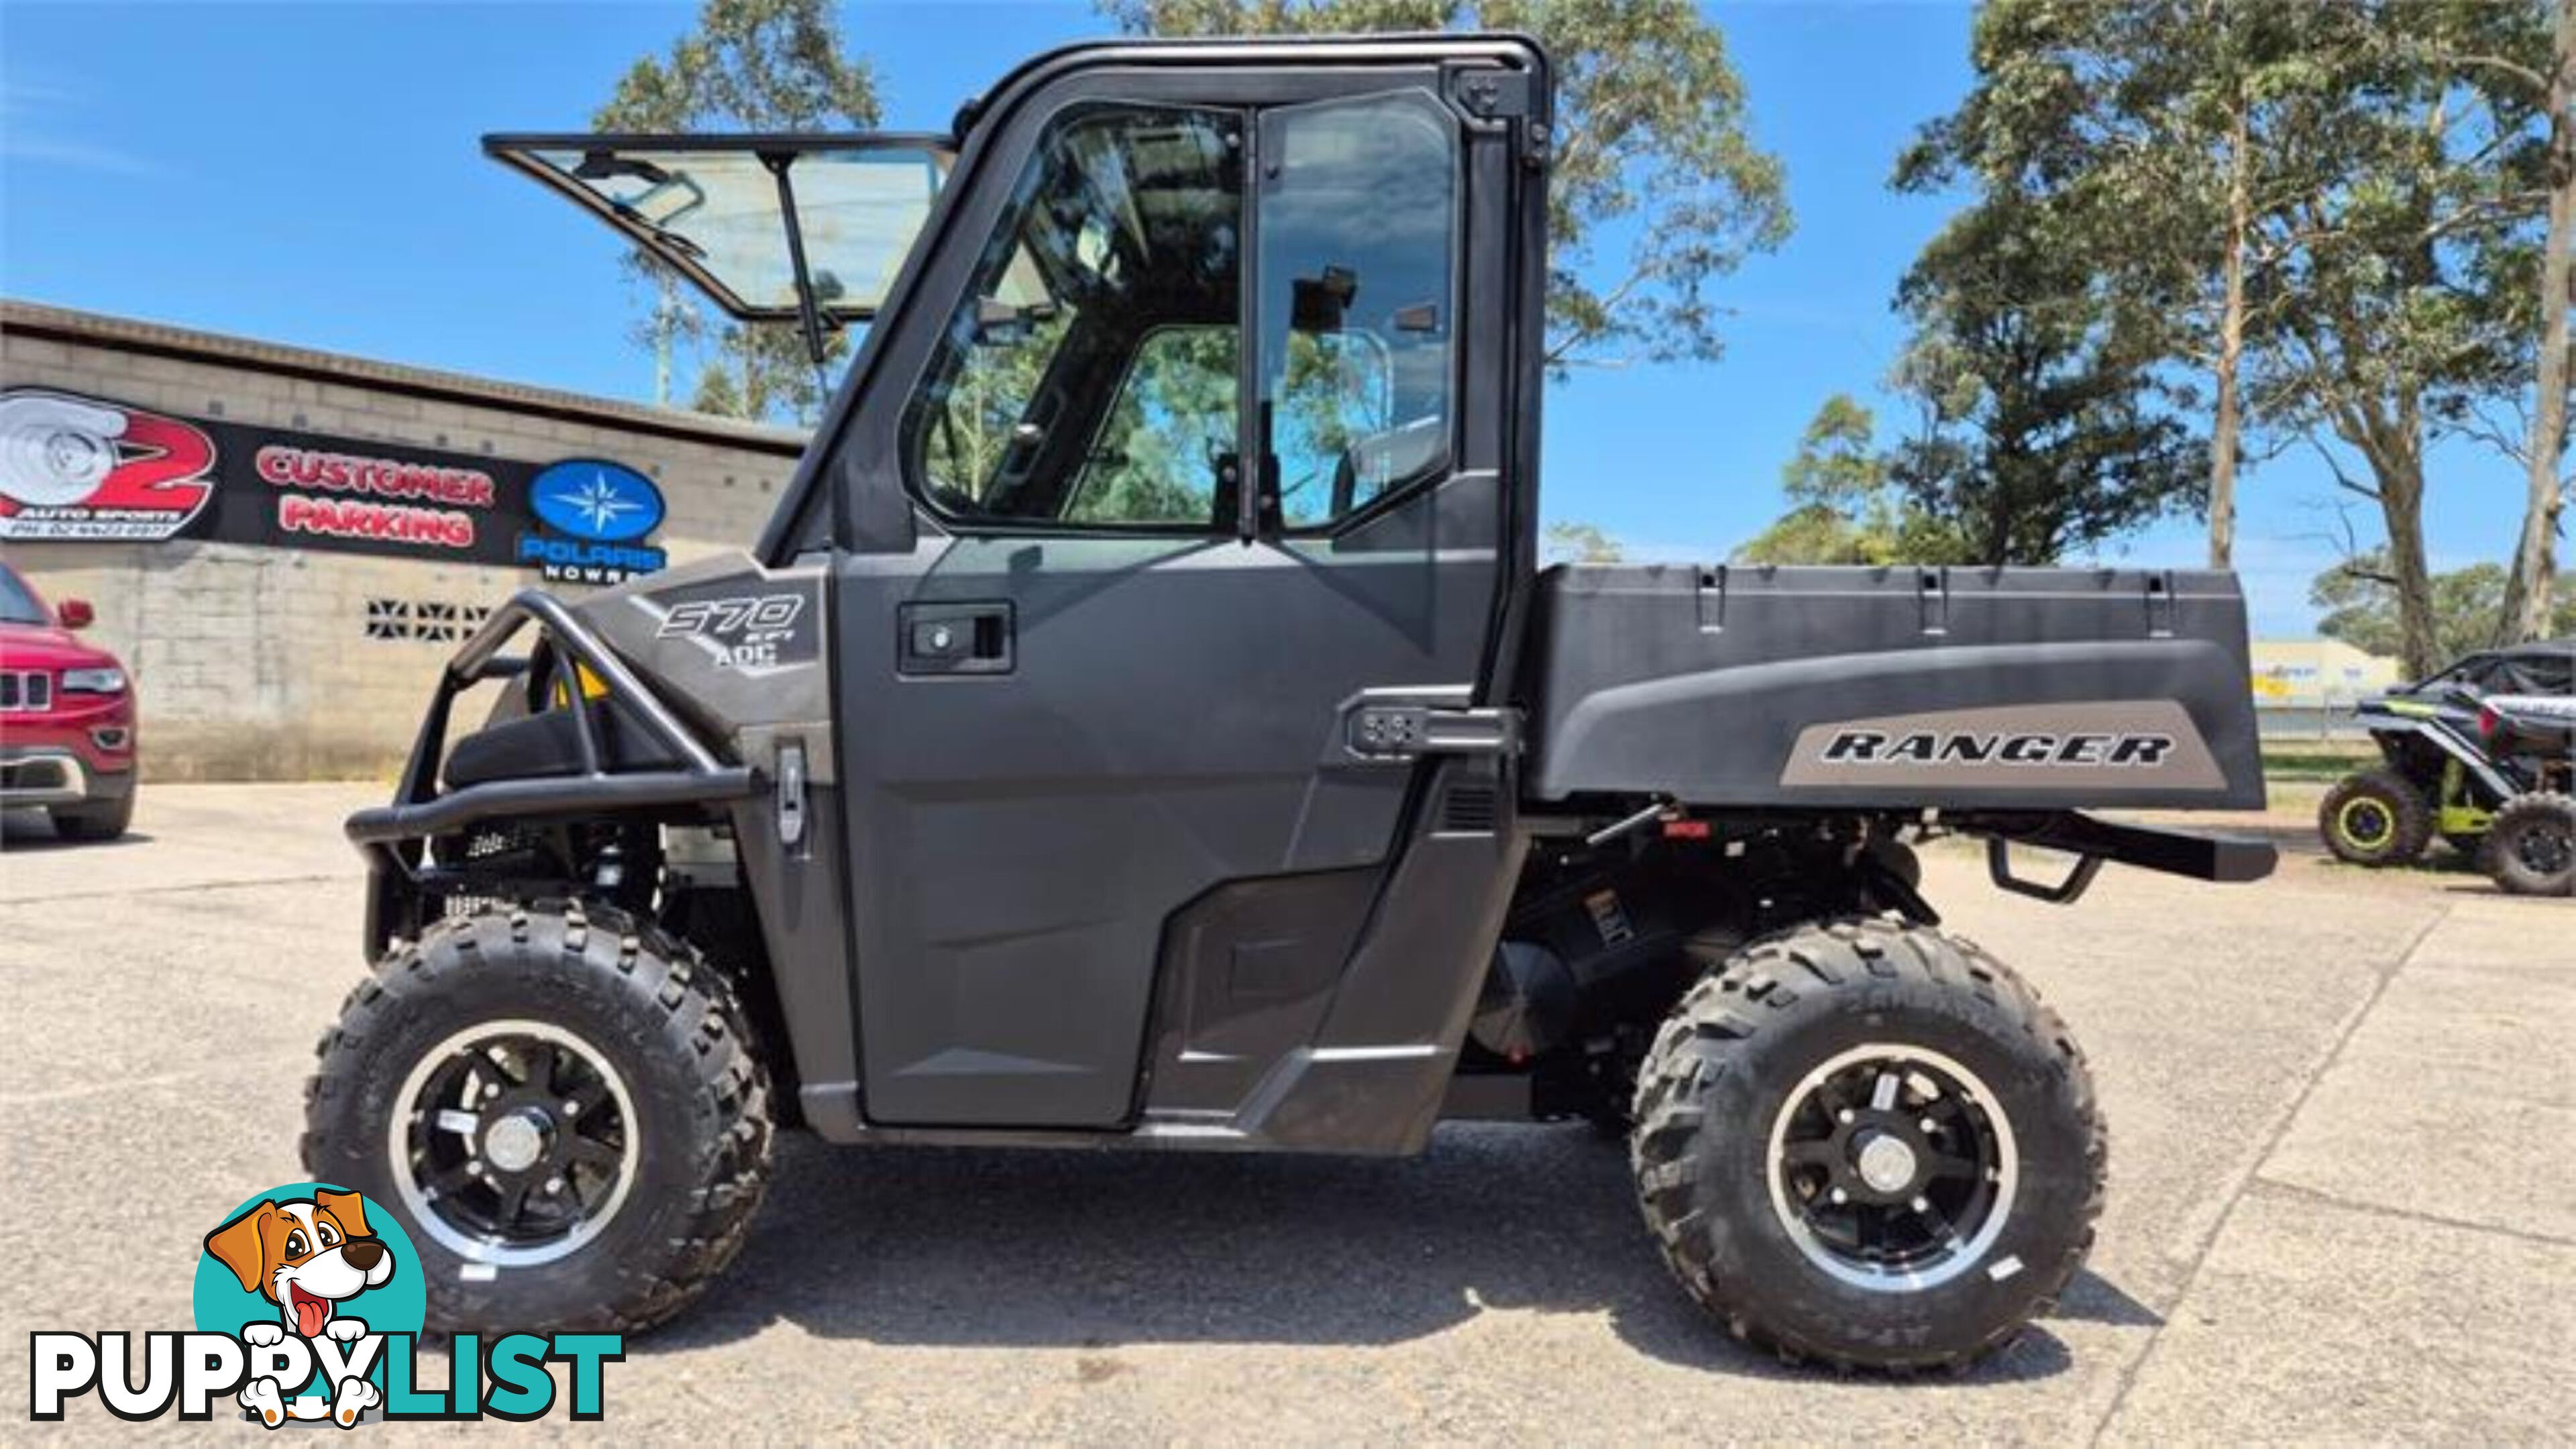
[1524,564,2267,812]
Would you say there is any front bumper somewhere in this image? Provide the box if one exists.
[0,747,133,809]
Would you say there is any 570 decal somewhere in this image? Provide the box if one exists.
[651,591,811,672]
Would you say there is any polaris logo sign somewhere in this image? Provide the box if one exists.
[516,460,667,584]
[1820,729,2177,767]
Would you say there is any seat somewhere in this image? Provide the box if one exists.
[441,704,682,790]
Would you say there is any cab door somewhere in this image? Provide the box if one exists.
[825,70,1517,1128]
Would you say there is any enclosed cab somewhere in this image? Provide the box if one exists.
[310,34,2272,1372]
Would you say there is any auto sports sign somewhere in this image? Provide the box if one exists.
[0,387,665,580]
[0,390,218,540]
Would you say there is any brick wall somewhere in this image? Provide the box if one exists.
[0,303,806,780]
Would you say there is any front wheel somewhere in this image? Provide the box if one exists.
[1630,918,2104,1372]
[2318,767,2432,867]
[48,784,133,841]
[303,900,773,1334]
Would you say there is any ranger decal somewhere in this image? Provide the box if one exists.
[1819,730,2176,767]
[1780,700,2226,792]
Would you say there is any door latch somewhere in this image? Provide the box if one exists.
[775,740,808,853]
[898,601,1014,675]
[1341,699,1521,763]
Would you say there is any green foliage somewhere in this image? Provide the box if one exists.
[1896,0,2561,673]
[1101,0,1792,371]
[1881,190,2210,564]
[2310,552,2576,659]
[594,0,879,425]
[1067,329,1238,525]
[1543,521,1625,563]
[1734,394,1970,565]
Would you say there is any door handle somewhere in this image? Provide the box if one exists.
[898,601,1014,676]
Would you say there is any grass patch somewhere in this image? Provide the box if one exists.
[2262,742,2376,783]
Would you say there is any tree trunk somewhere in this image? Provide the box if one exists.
[2503,0,2575,643]
[2375,446,2440,678]
[652,279,677,408]
[2209,92,2252,571]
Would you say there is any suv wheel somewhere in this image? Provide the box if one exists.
[48,787,133,842]
[2479,793,2576,897]
[1629,918,2104,1372]
[304,899,773,1334]
[2318,767,2433,866]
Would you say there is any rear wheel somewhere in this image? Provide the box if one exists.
[1630,918,2104,1371]
[2318,768,2432,867]
[2479,794,2576,898]
[303,899,773,1334]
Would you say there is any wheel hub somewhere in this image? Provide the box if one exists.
[481,1110,551,1173]
[1767,1043,2019,1293]
[1853,1130,1921,1195]
[2340,798,2393,847]
[389,1020,639,1268]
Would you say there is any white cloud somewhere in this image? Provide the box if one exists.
[2,133,155,176]
[0,78,154,176]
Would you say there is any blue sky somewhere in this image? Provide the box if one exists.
[0,1,2537,635]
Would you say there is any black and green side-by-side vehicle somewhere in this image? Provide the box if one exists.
[2317,640,2574,869]
[307,35,2279,1372]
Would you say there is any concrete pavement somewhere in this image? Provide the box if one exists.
[1,786,2567,1442]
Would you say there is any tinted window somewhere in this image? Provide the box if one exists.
[1256,93,1456,529]
[1065,327,1236,525]
[908,105,1244,529]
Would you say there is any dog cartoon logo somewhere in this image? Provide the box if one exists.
[30,1180,610,1426]
[197,1185,423,1429]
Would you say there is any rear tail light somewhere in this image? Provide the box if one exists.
[2477,704,2501,743]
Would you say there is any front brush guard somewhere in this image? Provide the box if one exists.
[346,590,757,952]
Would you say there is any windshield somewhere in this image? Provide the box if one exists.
[500,140,949,321]
[0,567,48,626]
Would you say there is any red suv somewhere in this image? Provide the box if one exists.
[0,560,136,839]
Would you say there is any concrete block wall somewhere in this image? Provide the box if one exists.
[0,303,806,780]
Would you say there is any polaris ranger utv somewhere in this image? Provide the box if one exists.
[307,34,2275,1371]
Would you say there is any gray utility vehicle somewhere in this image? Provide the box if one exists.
[307,35,2275,1371]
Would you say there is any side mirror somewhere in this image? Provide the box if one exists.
[56,598,93,630]
[1290,266,1358,333]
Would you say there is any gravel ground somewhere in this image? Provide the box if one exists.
[2,784,2567,1443]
